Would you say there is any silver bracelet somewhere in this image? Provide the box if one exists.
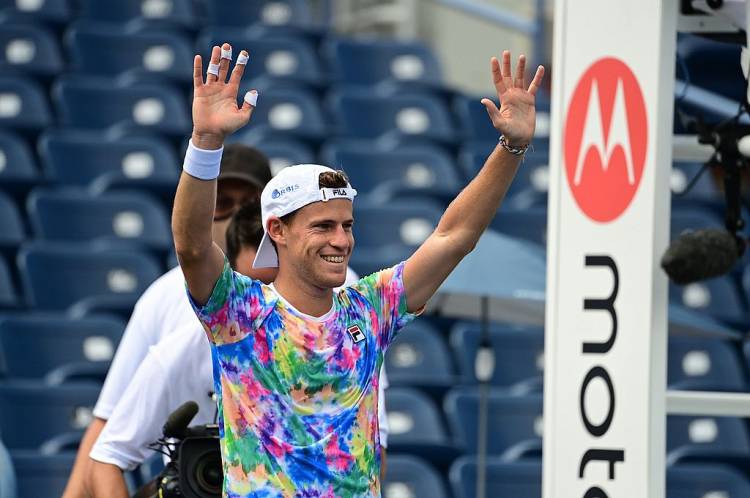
[498,135,529,156]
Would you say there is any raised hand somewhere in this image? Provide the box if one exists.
[481,51,545,147]
[191,43,255,150]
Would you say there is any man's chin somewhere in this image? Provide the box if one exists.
[316,271,347,289]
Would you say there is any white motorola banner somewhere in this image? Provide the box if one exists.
[543,1,676,497]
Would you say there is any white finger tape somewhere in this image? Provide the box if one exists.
[207,63,220,76]
[221,47,232,60]
[244,91,258,106]
[236,52,249,66]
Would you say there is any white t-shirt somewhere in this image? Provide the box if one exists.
[90,321,214,471]
[93,266,194,419]
[92,265,390,470]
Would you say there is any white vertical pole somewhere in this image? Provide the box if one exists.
[543,1,677,496]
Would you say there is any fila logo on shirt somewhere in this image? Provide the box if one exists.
[347,325,365,343]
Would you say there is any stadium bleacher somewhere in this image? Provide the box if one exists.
[0,2,747,498]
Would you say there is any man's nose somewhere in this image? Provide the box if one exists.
[329,226,350,248]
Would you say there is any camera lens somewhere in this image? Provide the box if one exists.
[195,453,223,493]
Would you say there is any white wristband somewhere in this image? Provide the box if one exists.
[183,140,223,180]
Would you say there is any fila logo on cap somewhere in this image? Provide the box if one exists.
[347,325,365,343]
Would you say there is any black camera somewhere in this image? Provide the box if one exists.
[135,401,223,498]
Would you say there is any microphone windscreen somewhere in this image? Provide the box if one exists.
[163,400,199,439]
[661,228,740,285]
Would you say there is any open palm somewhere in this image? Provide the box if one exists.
[481,51,545,146]
[192,43,255,143]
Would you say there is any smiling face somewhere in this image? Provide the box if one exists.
[271,199,354,290]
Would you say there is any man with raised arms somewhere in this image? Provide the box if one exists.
[173,41,544,497]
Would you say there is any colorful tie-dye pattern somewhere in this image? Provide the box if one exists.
[189,260,416,498]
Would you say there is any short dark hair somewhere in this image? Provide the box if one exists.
[225,200,264,268]
[279,170,350,225]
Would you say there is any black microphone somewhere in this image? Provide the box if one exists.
[661,228,743,285]
[162,401,199,439]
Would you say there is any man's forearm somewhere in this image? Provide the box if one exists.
[172,132,223,262]
[61,417,107,498]
[435,144,523,250]
[87,461,129,498]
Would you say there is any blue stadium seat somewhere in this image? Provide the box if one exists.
[230,136,313,175]
[670,162,721,202]
[490,208,548,247]
[0,130,39,188]
[234,88,327,143]
[450,457,541,498]
[325,38,443,91]
[0,314,123,381]
[67,24,193,84]
[459,139,550,204]
[320,142,463,198]
[350,200,442,276]
[0,257,17,309]
[0,191,24,256]
[18,242,162,310]
[12,451,74,498]
[384,387,458,467]
[197,30,324,89]
[328,89,456,146]
[39,130,178,188]
[444,389,543,455]
[53,77,190,137]
[382,455,448,498]
[385,321,455,387]
[385,387,450,446]
[668,415,750,457]
[678,34,745,103]
[27,189,172,252]
[0,381,99,450]
[0,76,51,134]
[77,0,197,28]
[669,276,745,321]
[203,0,312,28]
[668,337,746,391]
[667,463,750,498]
[450,323,544,390]
[0,24,63,77]
[0,0,71,25]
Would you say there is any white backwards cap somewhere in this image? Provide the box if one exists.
[252,164,357,268]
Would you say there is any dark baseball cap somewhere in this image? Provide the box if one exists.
[218,143,272,189]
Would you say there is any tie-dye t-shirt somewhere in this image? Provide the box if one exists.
[188,259,416,498]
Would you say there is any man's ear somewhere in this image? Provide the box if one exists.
[267,217,286,247]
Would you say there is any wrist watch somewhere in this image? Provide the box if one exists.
[498,135,529,156]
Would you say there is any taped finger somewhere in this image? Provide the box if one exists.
[244,90,258,107]
[236,52,249,66]
[221,46,232,61]
[207,63,220,77]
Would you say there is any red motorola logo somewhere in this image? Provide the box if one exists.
[564,57,648,223]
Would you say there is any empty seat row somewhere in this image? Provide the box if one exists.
[449,458,750,498]
[3,449,747,498]
[5,379,750,476]
[0,314,124,382]
[0,309,745,395]
[0,21,444,87]
[0,0,313,29]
